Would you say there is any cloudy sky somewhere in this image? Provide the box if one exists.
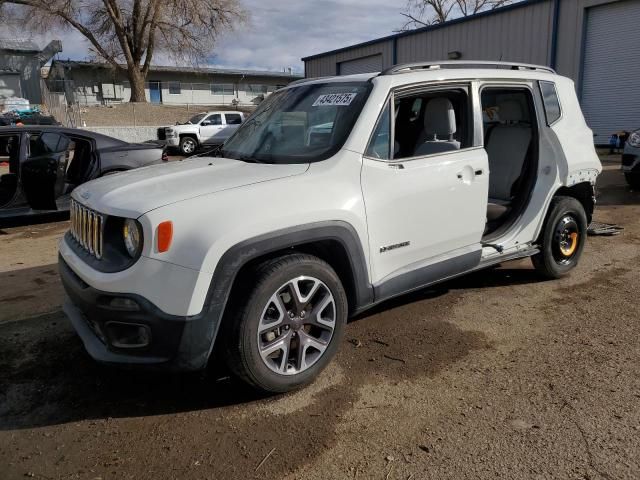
[8,0,406,74]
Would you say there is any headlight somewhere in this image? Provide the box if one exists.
[628,129,640,148]
[123,219,142,257]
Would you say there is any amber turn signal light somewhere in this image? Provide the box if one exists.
[157,221,173,253]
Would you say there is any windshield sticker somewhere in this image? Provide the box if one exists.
[312,93,358,107]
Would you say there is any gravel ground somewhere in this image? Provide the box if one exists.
[0,156,639,479]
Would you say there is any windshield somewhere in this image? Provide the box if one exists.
[222,82,372,164]
[188,113,206,124]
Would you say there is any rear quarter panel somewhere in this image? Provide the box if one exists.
[552,78,602,182]
[99,146,164,172]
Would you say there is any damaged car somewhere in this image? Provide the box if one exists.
[0,126,167,219]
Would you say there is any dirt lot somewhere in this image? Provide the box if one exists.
[1,156,639,479]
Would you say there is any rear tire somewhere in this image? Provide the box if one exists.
[624,172,640,190]
[532,196,587,279]
[223,254,348,393]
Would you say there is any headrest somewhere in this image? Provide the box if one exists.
[424,98,456,136]
[498,100,524,122]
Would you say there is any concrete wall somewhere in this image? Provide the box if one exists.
[82,126,161,144]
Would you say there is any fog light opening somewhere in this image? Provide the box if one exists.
[106,322,151,349]
[109,297,140,311]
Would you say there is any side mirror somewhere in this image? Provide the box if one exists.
[201,121,211,126]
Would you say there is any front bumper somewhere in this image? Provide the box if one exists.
[622,144,640,173]
[165,135,179,147]
[59,256,219,371]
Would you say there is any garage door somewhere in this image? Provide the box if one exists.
[338,54,383,75]
[581,0,640,143]
[0,73,21,99]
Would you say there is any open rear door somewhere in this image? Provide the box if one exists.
[21,132,70,211]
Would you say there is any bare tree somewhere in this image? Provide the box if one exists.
[0,0,246,102]
[399,0,516,30]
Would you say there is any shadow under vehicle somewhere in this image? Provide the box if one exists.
[0,126,167,220]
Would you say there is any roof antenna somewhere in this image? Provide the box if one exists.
[498,53,503,61]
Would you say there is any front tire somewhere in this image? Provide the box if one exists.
[532,196,588,279]
[179,136,198,156]
[223,254,348,393]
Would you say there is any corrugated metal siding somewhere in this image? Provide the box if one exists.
[338,54,383,75]
[305,40,394,77]
[396,1,553,65]
[580,0,640,141]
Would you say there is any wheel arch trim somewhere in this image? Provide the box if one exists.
[198,221,373,363]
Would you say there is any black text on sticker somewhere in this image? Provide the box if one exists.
[312,93,357,107]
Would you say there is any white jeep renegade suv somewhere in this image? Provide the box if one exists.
[59,61,602,393]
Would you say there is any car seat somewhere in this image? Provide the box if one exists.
[414,98,461,156]
[485,100,532,221]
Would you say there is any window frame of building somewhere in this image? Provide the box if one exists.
[168,81,182,95]
[248,84,269,95]
[211,83,235,96]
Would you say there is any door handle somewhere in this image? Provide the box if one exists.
[474,169,484,176]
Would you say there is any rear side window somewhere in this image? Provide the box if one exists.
[225,113,242,125]
[539,81,561,125]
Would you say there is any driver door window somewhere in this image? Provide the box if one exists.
[366,88,473,161]
[365,101,391,160]
[203,114,222,126]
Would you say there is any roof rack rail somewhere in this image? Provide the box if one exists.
[380,60,556,75]
[287,75,333,86]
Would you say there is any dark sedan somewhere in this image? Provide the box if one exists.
[0,126,167,219]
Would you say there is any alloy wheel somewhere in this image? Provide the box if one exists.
[182,138,196,154]
[257,276,336,375]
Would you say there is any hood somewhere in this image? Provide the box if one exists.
[73,157,309,218]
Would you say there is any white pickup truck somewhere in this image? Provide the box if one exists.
[160,111,245,155]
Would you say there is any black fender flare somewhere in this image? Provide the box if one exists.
[205,220,373,312]
[184,221,374,368]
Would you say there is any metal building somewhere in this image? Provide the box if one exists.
[0,40,62,104]
[302,0,640,143]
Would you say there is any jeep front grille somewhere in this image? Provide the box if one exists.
[70,199,104,259]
